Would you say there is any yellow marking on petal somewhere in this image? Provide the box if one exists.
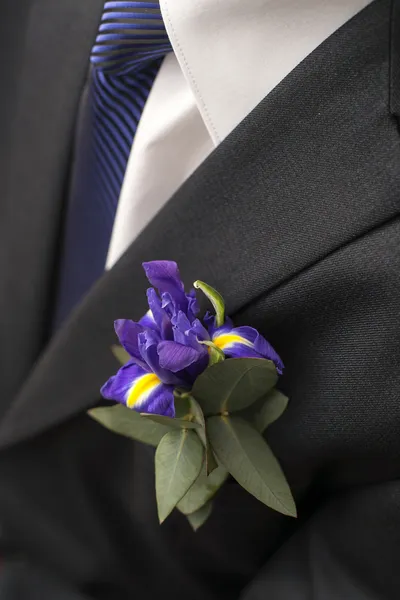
[213,334,254,351]
[126,373,161,408]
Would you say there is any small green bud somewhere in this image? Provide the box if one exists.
[193,280,225,327]
[198,339,225,366]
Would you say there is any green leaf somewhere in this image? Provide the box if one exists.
[140,413,200,429]
[255,389,289,432]
[187,397,207,445]
[193,280,225,327]
[207,416,296,517]
[155,429,204,523]
[174,393,191,418]
[186,501,213,531]
[192,358,278,415]
[88,404,171,446]
[177,465,228,515]
[187,397,218,474]
[206,445,219,475]
[111,345,131,366]
[171,396,217,473]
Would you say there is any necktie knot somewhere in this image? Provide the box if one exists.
[91,1,172,75]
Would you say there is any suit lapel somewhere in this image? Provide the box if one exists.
[390,0,400,121]
[1,0,399,448]
[0,0,104,413]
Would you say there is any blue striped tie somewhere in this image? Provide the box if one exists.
[53,1,172,328]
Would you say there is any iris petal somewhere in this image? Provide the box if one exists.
[114,320,148,370]
[186,288,200,320]
[138,330,182,385]
[143,384,175,418]
[158,341,202,373]
[147,288,173,339]
[191,318,209,341]
[184,352,210,385]
[139,309,158,332]
[213,333,254,352]
[172,311,205,352]
[143,261,188,311]
[101,360,146,405]
[212,325,284,374]
[205,314,234,337]
[101,361,175,417]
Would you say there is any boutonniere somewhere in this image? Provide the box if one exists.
[89,261,296,530]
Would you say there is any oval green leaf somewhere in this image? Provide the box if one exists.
[255,389,289,432]
[174,394,191,418]
[192,358,278,415]
[186,501,213,531]
[88,404,171,446]
[187,397,206,444]
[140,413,201,429]
[206,445,219,475]
[177,465,229,515]
[207,416,296,517]
[187,396,218,474]
[155,429,204,523]
[88,404,170,446]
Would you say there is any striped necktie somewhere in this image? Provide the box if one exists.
[53,1,172,328]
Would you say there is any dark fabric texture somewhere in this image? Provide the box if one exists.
[0,0,104,417]
[0,563,90,600]
[391,0,400,120]
[0,1,399,599]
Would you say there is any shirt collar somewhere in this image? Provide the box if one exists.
[161,0,372,144]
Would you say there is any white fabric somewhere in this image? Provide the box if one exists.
[106,54,214,268]
[107,0,372,268]
[161,0,372,143]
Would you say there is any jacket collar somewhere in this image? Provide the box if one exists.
[160,0,372,143]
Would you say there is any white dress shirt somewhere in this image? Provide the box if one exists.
[106,0,372,268]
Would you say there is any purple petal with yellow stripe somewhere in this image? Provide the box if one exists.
[101,361,175,417]
[212,325,284,374]
[205,313,234,336]
[138,329,183,386]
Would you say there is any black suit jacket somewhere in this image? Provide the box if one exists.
[0,1,400,598]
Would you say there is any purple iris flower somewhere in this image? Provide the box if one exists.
[101,261,284,417]
[101,261,208,417]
